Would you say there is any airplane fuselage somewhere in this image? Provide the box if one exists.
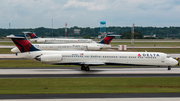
[11,43,111,53]
[30,38,96,43]
[17,51,178,66]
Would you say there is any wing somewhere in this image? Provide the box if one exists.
[80,62,105,66]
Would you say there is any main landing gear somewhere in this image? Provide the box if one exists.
[168,66,171,70]
[81,65,90,71]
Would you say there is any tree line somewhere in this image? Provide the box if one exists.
[0,26,180,39]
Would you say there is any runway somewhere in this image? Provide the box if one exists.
[0,67,180,78]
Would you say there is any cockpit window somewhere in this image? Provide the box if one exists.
[166,56,171,58]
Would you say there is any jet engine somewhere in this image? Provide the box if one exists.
[87,46,101,50]
[35,54,62,62]
[11,47,20,53]
[30,39,45,43]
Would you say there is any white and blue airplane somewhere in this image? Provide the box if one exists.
[11,34,117,53]
[24,32,96,43]
[7,34,178,71]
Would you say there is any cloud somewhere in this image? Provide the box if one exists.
[63,0,107,11]
[0,0,180,28]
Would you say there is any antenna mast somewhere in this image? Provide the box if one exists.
[131,23,135,51]
[65,22,67,37]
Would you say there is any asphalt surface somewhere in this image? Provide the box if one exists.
[0,93,180,99]
[0,67,180,78]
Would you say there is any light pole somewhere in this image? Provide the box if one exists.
[52,19,53,37]
[131,23,135,51]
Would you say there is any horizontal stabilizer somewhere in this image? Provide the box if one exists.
[22,31,34,34]
[106,34,121,37]
[6,34,25,39]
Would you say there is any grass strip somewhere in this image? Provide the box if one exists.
[0,42,14,45]
[0,77,180,94]
[0,48,13,54]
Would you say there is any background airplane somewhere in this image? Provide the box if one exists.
[11,34,117,53]
[7,34,178,71]
[23,32,96,43]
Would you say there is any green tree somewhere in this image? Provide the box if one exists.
[82,35,91,39]
[121,29,143,39]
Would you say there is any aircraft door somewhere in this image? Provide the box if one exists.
[161,56,165,62]
[81,45,84,50]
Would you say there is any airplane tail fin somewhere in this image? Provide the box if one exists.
[98,34,117,44]
[7,34,40,53]
[23,31,38,39]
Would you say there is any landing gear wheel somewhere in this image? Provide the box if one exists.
[85,67,90,71]
[168,66,171,70]
[81,65,85,70]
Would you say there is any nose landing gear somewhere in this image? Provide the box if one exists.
[168,66,171,70]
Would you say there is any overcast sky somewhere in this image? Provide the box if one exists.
[0,0,180,28]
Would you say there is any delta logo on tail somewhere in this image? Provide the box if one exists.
[101,36,114,44]
[28,33,38,39]
[99,34,118,44]
[7,35,39,52]
[27,32,38,39]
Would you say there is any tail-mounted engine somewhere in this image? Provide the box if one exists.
[34,54,62,62]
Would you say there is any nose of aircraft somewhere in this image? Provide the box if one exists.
[172,59,178,66]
